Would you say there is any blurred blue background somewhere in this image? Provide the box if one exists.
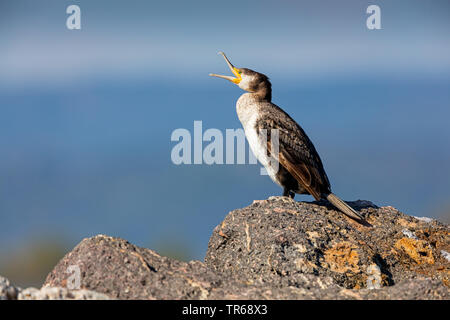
[1,0,449,286]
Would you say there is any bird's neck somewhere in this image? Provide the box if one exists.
[252,80,272,102]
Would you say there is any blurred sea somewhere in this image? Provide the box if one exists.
[1,76,449,282]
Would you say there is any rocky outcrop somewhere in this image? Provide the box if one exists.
[4,197,449,300]
[205,197,449,290]
[43,234,222,300]
[42,234,448,300]
[18,287,111,300]
[0,276,19,300]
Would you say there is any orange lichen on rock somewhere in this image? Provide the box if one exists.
[395,238,435,265]
[398,218,418,228]
[322,242,360,273]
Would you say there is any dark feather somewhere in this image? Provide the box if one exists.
[257,102,331,200]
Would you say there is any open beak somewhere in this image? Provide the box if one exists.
[209,52,242,84]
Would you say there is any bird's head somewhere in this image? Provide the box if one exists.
[209,52,271,98]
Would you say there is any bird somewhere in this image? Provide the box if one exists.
[210,52,365,222]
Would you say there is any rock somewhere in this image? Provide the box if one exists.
[205,197,449,290]
[441,250,450,263]
[41,198,449,299]
[44,234,222,299]
[359,278,449,300]
[1,275,108,300]
[44,234,351,299]
[0,275,19,300]
[208,277,447,300]
[18,287,111,300]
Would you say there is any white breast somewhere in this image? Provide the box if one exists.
[236,94,282,186]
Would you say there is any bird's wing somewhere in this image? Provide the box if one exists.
[256,104,331,200]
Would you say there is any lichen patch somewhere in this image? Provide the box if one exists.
[395,238,435,265]
[322,242,360,274]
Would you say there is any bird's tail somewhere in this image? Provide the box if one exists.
[326,193,365,221]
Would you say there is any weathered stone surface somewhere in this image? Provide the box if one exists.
[0,275,19,300]
[205,197,450,290]
[44,235,355,300]
[4,272,448,300]
[1,274,109,300]
[44,234,222,299]
[208,277,448,300]
[18,286,112,300]
[37,197,449,299]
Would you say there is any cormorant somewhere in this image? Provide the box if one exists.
[210,52,365,222]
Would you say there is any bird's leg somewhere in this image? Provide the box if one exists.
[282,188,295,199]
